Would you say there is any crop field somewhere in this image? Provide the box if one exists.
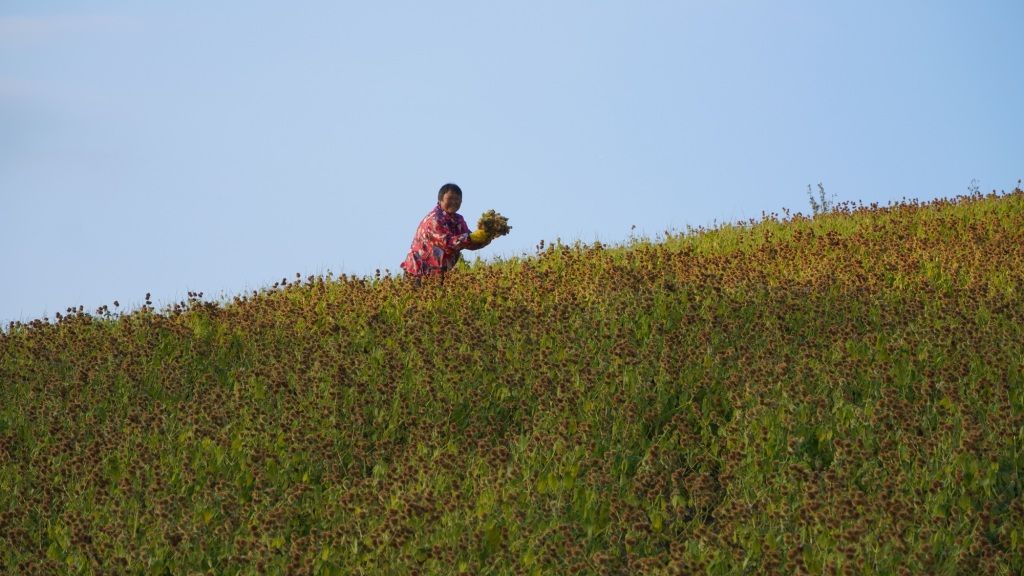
[2,190,1023,574]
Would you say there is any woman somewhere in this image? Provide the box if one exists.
[400,183,491,278]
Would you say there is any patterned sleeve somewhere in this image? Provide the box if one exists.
[421,212,470,253]
[456,214,471,236]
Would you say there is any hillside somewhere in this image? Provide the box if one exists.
[2,190,1023,574]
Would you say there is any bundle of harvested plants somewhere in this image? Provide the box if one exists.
[478,210,512,237]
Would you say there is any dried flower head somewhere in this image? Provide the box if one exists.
[477,210,512,237]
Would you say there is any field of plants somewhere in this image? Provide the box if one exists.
[2,190,1023,574]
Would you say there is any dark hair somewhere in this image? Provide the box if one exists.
[438,183,462,201]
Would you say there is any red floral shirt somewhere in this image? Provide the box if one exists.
[401,205,473,277]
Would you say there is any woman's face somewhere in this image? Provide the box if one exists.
[439,191,462,214]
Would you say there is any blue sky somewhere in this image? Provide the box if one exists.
[2,1,1022,323]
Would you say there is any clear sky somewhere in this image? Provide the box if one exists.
[2,1,1022,323]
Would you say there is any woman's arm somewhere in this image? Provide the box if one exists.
[420,213,470,252]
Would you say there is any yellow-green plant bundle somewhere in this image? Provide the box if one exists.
[2,188,1023,574]
[478,209,512,237]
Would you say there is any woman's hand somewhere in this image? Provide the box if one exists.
[469,229,492,246]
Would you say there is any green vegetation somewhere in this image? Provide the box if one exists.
[806,182,835,217]
[2,189,1023,574]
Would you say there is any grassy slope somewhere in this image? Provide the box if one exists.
[2,191,1023,574]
